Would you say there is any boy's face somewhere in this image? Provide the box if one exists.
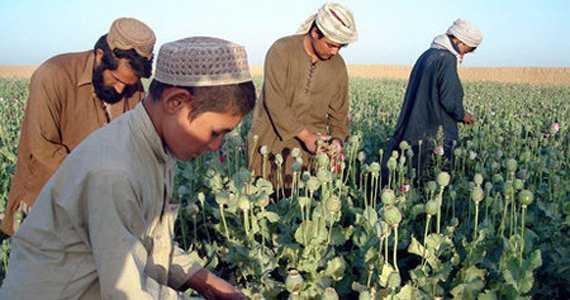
[163,102,241,161]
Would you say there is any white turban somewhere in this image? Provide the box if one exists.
[296,2,358,44]
[446,18,483,48]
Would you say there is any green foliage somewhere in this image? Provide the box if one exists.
[0,77,568,298]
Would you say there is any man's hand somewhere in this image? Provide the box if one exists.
[463,111,475,125]
[297,129,331,153]
[321,138,343,158]
[183,268,247,300]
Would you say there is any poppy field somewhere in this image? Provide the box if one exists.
[0,77,568,299]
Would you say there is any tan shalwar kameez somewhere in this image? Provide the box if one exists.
[247,34,349,186]
[0,103,202,299]
[1,50,144,235]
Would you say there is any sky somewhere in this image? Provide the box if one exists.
[0,0,569,67]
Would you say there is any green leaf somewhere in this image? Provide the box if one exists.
[324,256,347,281]
[263,211,280,223]
[477,290,498,300]
[396,284,429,300]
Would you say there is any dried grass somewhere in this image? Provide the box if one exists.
[2,64,569,86]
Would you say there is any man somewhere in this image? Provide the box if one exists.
[1,17,155,235]
[247,2,358,187]
[0,36,255,299]
[386,18,482,180]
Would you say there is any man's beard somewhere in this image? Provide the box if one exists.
[92,65,124,105]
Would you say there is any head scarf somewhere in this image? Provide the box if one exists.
[153,36,252,87]
[107,17,156,59]
[296,2,358,44]
[446,18,483,48]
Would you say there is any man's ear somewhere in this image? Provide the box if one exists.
[94,48,104,66]
[162,87,192,115]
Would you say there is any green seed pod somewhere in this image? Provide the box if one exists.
[317,152,330,168]
[275,153,284,166]
[197,192,206,203]
[291,161,303,172]
[520,149,532,162]
[387,271,401,289]
[381,189,396,205]
[493,173,504,184]
[513,178,524,190]
[426,181,437,192]
[256,193,270,208]
[387,157,397,171]
[326,195,342,213]
[369,162,381,174]
[471,186,484,203]
[425,199,438,216]
[506,158,518,173]
[317,169,332,183]
[484,182,493,191]
[215,191,230,206]
[449,189,457,200]
[251,293,266,300]
[406,148,414,158]
[454,147,463,157]
[285,269,304,293]
[391,150,399,159]
[491,161,500,171]
[358,151,366,162]
[437,172,451,187]
[15,210,24,223]
[306,176,321,192]
[298,197,310,209]
[384,205,402,226]
[301,171,311,182]
[495,149,504,159]
[449,217,459,227]
[399,141,410,151]
[358,291,372,300]
[518,189,534,206]
[238,195,251,211]
[291,147,301,158]
[322,287,339,300]
[260,145,269,156]
[503,181,514,196]
[474,173,484,186]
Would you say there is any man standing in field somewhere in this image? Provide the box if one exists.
[1,17,155,235]
[247,2,357,187]
[386,18,482,179]
[0,36,254,299]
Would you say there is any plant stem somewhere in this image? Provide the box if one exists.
[220,205,230,240]
[519,206,527,267]
[473,202,479,241]
[393,225,399,273]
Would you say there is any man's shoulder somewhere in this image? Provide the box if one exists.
[33,50,92,79]
[270,35,303,51]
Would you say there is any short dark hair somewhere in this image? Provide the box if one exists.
[94,34,153,78]
[148,80,256,119]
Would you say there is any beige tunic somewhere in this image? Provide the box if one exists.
[247,35,349,185]
[1,50,144,235]
[0,104,202,299]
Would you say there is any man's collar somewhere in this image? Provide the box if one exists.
[77,51,95,87]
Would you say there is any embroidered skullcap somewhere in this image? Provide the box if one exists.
[107,17,156,59]
[446,18,483,48]
[296,2,358,44]
[154,36,252,87]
